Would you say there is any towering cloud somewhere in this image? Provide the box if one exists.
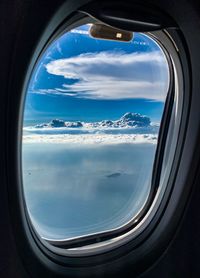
[33,112,151,129]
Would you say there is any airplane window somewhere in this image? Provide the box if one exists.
[22,24,169,246]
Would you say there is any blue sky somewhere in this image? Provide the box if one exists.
[24,24,169,124]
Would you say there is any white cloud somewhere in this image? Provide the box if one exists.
[60,80,165,100]
[56,42,63,55]
[23,133,157,145]
[44,51,169,101]
[70,29,89,35]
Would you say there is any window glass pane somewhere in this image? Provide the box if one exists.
[22,24,169,240]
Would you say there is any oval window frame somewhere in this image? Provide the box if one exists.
[20,14,184,258]
[1,0,192,275]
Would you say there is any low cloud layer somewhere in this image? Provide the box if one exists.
[44,51,169,101]
[23,133,158,145]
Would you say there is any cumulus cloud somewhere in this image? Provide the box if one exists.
[26,112,152,130]
[44,51,169,101]
[23,112,159,144]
